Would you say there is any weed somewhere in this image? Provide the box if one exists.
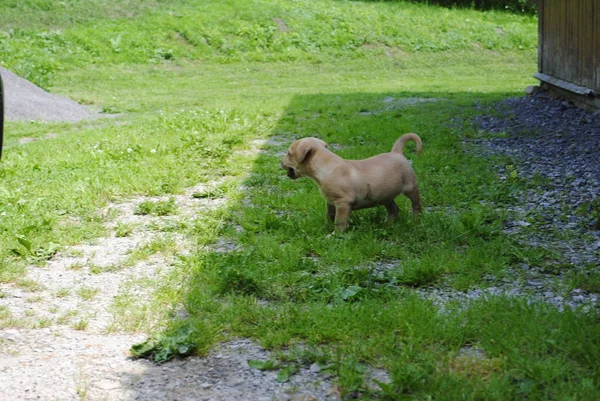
[75,371,89,401]
[54,288,70,298]
[447,352,505,381]
[0,307,13,328]
[566,263,600,293]
[337,356,367,397]
[72,319,89,331]
[88,264,105,274]
[10,235,60,264]
[77,287,100,300]
[192,188,224,200]
[67,262,86,270]
[121,236,179,268]
[130,322,196,363]
[135,198,178,216]
[33,318,53,329]
[576,199,600,230]
[217,266,262,297]
[57,310,78,325]
[115,222,134,238]
[15,279,45,292]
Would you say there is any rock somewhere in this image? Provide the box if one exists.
[94,379,122,390]
[309,363,321,374]
[527,279,546,287]
[525,86,542,96]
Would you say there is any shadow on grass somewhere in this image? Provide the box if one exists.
[126,90,600,400]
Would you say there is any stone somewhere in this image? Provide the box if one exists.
[309,363,321,374]
[94,379,122,390]
[526,85,541,95]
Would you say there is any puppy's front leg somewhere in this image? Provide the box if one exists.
[384,201,399,221]
[326,204,336,222]
[334,203,351,232]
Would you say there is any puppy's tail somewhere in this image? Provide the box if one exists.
[391,133,422,155]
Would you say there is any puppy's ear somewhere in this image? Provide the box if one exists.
[316,138,328,148]
[297,138,327,163]
[299,145,315,164]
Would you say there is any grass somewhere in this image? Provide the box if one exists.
[0,0,598,399]
[15,278,46,292]
[134,198,178,216]
[72,319,89,331]
[0,0,536,88]
[114,222,134,237]
[77,286,100,300]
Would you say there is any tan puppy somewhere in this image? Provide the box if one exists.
[280,133,422,232]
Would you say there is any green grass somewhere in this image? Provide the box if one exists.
[0,0,598,399]
[134,198,178,216]
[77,286,100,300]
[0,0,536,87]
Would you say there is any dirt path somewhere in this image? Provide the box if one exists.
[0,175,339,401]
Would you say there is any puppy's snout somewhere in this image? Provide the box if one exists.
[280,156,297,179]
[286,167,297,179]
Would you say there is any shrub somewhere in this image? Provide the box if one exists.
[363,0,537,14]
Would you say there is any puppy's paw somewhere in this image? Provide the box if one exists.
[326,230,346,239]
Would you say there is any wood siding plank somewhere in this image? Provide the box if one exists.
[580,0,594,89]
[595,0,600,91]
[541,0,599,90]
[538,0,545,73]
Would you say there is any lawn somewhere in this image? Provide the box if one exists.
[1,0,598,399]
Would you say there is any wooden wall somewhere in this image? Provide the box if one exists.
[538,0,600,92]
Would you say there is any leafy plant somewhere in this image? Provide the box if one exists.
[576,199,600,230]
[192,188,224,199]
[130,323,196,363]
[276,365,300,383]
[115,222,134,238]
[247,359,281,371]
[247,358,299,383]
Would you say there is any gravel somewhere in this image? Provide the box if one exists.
[470,93,600,263]
[416,93,600,311]
[0,177,343,401]
[1,66,95,122]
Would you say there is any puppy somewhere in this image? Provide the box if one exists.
[280,133,422,232]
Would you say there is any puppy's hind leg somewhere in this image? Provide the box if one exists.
[326,203,336,223]
[384,201,399,221]
[405,186,422,215]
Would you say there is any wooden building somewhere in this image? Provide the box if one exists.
[535,0,600,109]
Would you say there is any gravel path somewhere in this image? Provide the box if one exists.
[0,140,340,400]
[0,67,96,122]
[418,93,600,311]
[472,93,600,262]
